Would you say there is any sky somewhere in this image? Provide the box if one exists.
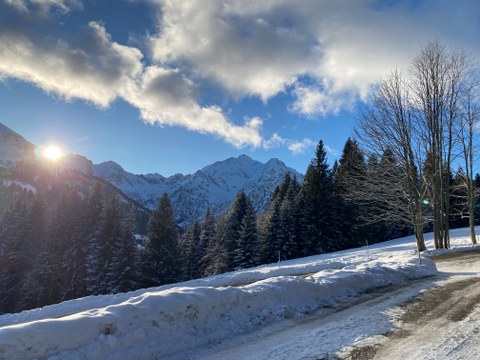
[0,0,479,176]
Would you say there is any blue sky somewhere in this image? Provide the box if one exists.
[0,0,479,176]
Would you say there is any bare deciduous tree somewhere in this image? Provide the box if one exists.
[457,80,480,245]
[355,42,477,251]
[355,70,427,251]
[411,42,469,249]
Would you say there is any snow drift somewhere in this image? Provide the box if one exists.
[0,245,436,360]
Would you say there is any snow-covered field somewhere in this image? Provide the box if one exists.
[0,228,478,360]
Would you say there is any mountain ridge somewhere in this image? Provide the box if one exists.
[92,154,303,226]
[0,122,303,226]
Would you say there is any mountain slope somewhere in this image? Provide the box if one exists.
[93,155,303,225]
[0,123,151,233]
[0,123,36,167]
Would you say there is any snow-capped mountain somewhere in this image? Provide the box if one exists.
[0,122,303,226]
[93,155,303,226]
[0,123,36,167]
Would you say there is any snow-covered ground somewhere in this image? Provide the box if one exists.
[0,228,478,360]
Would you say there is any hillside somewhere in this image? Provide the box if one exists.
[0,124,151,233]
[0,123,36,168]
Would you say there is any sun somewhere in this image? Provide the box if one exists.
[43,145,64,161]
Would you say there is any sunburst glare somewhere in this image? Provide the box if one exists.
[43,145,64,161]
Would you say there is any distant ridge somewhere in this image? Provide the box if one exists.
[0,122,303,226]
[93,155,303,226]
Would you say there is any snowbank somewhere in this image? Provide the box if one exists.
[0,250,436,360]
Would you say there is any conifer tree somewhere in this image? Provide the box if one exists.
[260,197,282,263]
[292,188,310,257]
[181,220,201,280]
[260,174,301,263]
[302,140,337,254]
[279,194,297,260]
[17,191,49,310]
[0,197,30,313]
[234,198,259,269]
[81,183,105,296]
[45,187,82,303]
[202,214,229,276]
[87,194,124,294]
[335,138,367,248]
[223,190,249,270]
[197,208,216,276]
[142,193,181,286]
[111,215,140,293]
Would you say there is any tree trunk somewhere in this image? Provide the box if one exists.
[415,210,427,251]
[468,177,477,245]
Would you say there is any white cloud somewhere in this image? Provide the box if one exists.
[287,138,316,155]
[0,18,263,148]
[262,133,286,150]
[149,0,320,102]
[148,0,480,116]
[290,83,357,116]
[262,133,316,155]
[123,66,263,148]
[0,22,143,107]
[4,0,81,14]
[324,144,339,157]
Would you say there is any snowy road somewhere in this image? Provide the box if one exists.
[182,249,480,360]
[369,250,480,360]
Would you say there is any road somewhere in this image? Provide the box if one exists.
[365,250,480,360]
[174,249,480,360]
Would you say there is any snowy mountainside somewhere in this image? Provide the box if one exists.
[93,154,303,225]
[0,123,36,167]
[58,153,94,175]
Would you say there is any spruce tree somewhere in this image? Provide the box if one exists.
[197,208,216,276]
[234,198,259,269]
[302,140,337,254]
[142,193,181,287]
[111,215,140,293]
[202,215,229,276]
[260,174,301,263]
[335,138,367,248]
[17,191,49,310]
[223,190,249,270]
[82,183,105,296]
[45,187,82,304]
[0,197,30,313]
[260,197,282,263]
[279,193,297,260]
[293,188,310,258]
[85,194,122,294]
[181,220,201,280]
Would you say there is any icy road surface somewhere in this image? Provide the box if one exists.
[368,249,480,360]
